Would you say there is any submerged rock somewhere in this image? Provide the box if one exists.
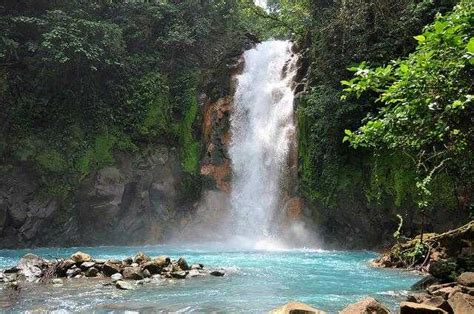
[115,280,135,290]
[210,270,225,277]
[52,278,63,285]
[269,301,326,314]
[71,252,92,264]
[340,297,390,314]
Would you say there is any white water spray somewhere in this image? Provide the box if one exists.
[229,40,298,247]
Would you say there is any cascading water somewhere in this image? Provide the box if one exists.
[229,40,298,247]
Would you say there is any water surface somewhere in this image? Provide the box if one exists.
[0,245,420,313]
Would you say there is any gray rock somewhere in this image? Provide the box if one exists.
[17,253,48,280]
[80,262,95,270]
[154,256,171,267]
[115,280,135,290]
[111,273,123,282]
[142,261,163,275]
[122,257,133,266]
[188,269,205,277]
[52,278,63,285]
[122,267,143,280]
[191,264,204,270]
[56,259,75,277]
[171,271,187,279]
[143,269,151,278]
[66,267,81,278]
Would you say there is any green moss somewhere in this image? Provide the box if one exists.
[36,149,68,173]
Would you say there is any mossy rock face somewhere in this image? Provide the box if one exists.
[429,260,458,282]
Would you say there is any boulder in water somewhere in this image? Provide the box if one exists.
[85,267,99,277]
[134,252,151,264]
[103,260,122,276]
[115,280,135,290]
[16,253,48,280]
[71,252,92,264]
[56,259,75,277]
[177,257,190,271]
[340,297,390,314]
[52,278,63,285]
[122,267,144,280]
[111,273,123,282]
[154,256,171,267]
[171,271,187,279]
[80,261,95,270]
[142,261,162,275]
[269,301,326,314]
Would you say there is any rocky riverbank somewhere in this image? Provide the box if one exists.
[0,251,225,291]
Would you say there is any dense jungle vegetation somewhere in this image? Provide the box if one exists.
[1,0,472,237]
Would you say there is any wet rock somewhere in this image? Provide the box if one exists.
[134,252,151,264]
[210,270,225,277]
[122,267,144,280]
[191,264,204,270]
[340,297,390,314]
[71,252,92,264]
[80,261,95,270]
[143,269,151,278]
[400,301,448,313]
[85,267,99,277]
[457,272,474,287]
[171,271,187,279]
[66,267,81,278]
[17,253,48,280]
[142,261,162,275]
[115,280,135,290]
[154,256,171,267]
[111,273,123,282]
[269,301,327,314]
[56,259,75,277]
[122,257,133,266]
[52,278,63,285]
[177,257,190,271]
[448,293,474,313]
[103,260,122,276]
[188,269,206,278]
[94,259,106,264]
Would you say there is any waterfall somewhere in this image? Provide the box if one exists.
[229,40,298,247]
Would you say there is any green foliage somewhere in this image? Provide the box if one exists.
[0,0,251,197]
[343,0,473,209]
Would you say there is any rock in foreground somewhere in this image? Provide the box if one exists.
[340,297,390,314]
[269,301,326,314]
